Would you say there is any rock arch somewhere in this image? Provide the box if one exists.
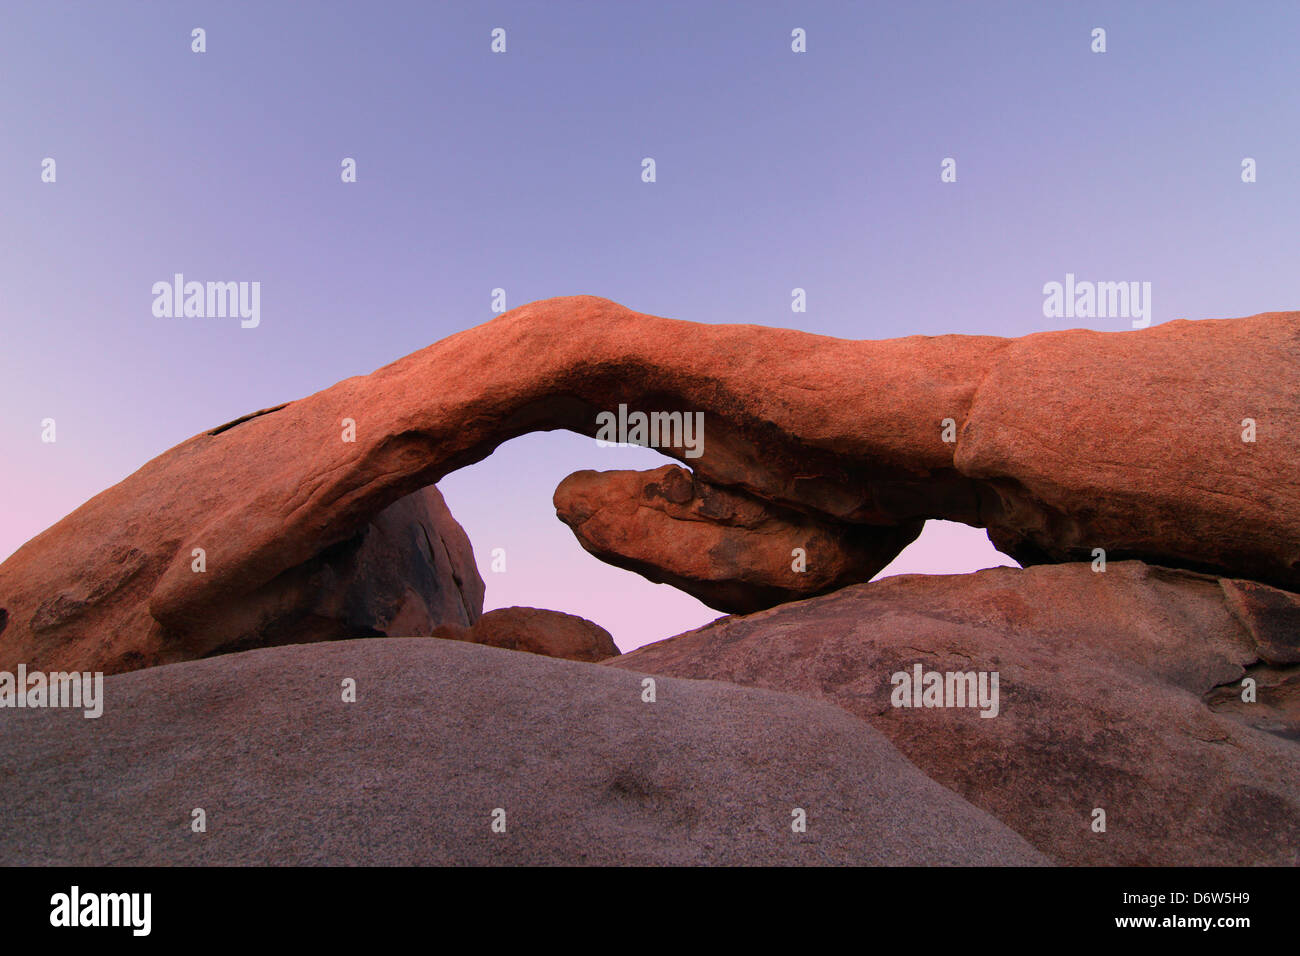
[1,295,1297,673]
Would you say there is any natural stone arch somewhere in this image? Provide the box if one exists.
[1,295,1296,674]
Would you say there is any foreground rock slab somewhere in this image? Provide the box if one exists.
[612,561,1300,866]
[2,297,1297,674]
[0,638,1047,866]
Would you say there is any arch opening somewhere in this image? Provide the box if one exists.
[439,430,724,653]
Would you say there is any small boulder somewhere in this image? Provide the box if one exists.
[434,606,618,662]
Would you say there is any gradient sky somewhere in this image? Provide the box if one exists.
[3,1,1297,650]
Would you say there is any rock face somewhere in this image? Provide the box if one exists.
[353,487,483,633]
[207,485,485,657]
[611,561,1300,866]
[1,485,483,675]
[0,638,1048,866]
[432,606,618,662]
[555,464,921,613]
[1,296,1297,674]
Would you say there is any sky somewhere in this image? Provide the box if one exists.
[3,1,1297,650]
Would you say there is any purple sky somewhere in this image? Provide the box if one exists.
[4,1,1298,649]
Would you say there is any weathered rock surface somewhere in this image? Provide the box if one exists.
[2,296,1297,674]
[554,464,922,613]
[203,484,486,656]
[431,606,618,662]
[1,485,482,675]
[0,638,1048,866]
[611,561,1300,866]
